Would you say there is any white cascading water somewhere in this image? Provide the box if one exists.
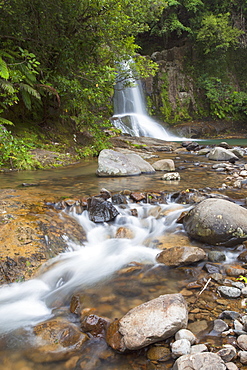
[111,60,181,141]
[0,201,190,335]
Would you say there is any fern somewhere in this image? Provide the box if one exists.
[0,117,14,125]
[0,79,15,93]
[20,83,41,100]
[0,57,9,79]
[20,89,32,110]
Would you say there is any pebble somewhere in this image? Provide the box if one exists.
[238,350,247,364]
[175,329,196,344]
[217,286,242,298]
[219,311,241,320]
[171,339,191,358]
[225,362,239,370]
[217,344,237,362]
[237,334,247,351]
[242,286,247,296]
[190,344,208,354]
[213,319,229,333]
[234,320,244,332]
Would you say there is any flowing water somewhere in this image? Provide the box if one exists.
[112,60,182,141]
[0,147,245,370]
[0,145,246,369]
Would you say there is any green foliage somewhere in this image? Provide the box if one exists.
[0,127,40,169]
[237,275,247,284]
[199,75,247,120]
[149,0,203,41]
[0,47,41,124]
[196,13,243,54]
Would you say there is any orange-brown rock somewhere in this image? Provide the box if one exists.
[27,317,88,362]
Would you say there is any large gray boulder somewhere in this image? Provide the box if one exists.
[117,294,187,351]
[182,198,247,246]
[207,147,238,161]
[97,149,155,176]
[173,352,226,370]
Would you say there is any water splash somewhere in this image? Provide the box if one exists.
[0,201,189,335]
[112,61,182,141]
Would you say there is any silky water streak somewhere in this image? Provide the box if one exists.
[0,201,189,335]
[111,60,181,140]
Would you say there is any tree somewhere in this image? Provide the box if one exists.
[196,12,243,54]
[0,0,164,137]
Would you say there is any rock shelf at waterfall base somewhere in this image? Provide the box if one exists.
[1,139,247,369]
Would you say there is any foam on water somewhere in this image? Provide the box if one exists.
[0,201,190,335]
[112,60,184,141]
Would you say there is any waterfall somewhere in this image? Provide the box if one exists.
[111,60,181,141]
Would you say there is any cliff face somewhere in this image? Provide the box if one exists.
[143,45,199,124]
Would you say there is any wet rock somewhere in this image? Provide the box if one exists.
[171,339,191,358]
[162,172,180,181]
[219,142,230,149]
[208,250,226,262]
[231,147,244,157]
[173,352,226,370]
[217,286,242,299]
[208,147,239,161]
[156,246,206,267]
[185,142,200,151]
[219,311,241,320]
[107,293,188,352]
[224,264,247,277]
[80,314,110,338]
[27,318,88,362]
[175,329,196,344]
[225,362,239,370]
[197,148,211,156]
[130,192,146,202]
[112,193,128,204]
[242,315,247,330]
[238,249,247,262]
[234,319,244,332]
[115,227,134,239]
[238,350,247,364]
[146,345,171,361]
[99,188,111,200]
[152,159,175,171]
[190,344,208,354]
[237,334,247,351]
[87,196,119,223]
[204,263,221,274]
[213,319,229,333]
[106,319,123,352]
[182,198,247,246]
[96,149,155,176]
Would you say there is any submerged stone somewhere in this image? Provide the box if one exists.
[27,318,88,363]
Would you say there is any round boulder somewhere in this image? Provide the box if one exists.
[207,147,238,161]
[152,159,175,171]
[182,198,247,246]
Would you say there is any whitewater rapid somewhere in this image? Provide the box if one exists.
[0,201,188,335]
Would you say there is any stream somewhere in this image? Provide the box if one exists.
[0,141,247,369]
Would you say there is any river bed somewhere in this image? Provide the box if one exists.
[0,141,247,369]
